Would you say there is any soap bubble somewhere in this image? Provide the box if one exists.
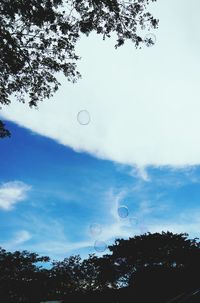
[118,205,129,218]
[129,216,138,226]
[89,223,102,236]
[94,240,107,253]
[77,110,90,125]
[144,33,156,47]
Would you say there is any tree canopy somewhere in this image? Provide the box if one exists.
[0,0,159,137]
[1,232,200,302]
[0,248,50,302]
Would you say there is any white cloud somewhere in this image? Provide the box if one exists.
[0,181,31,210]
[1,0,200,168]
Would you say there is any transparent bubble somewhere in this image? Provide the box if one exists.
[129,216,138,226]
[89,223,102,236]
[144,33,156,47]
[94,240,107,253]
[77,110,90,125]
[118,205,129,218]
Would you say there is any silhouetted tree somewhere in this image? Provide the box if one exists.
[49,255,83,299]
[48,254,105,299]
[2,232,199,302]
[89,254,119,290]
[103,232,200,302]
[51,232,200,302]
[0,0,159,137]
[0,247,50,302]
[0,120,10,138]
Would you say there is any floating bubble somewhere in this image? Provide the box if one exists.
[129,216,138,226]
[117,205,129,218]
[89,223,102,236]
[94,240,107,253]
[144,33,156,47]
[77,110,90,125]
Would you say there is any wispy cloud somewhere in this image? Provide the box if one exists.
[97,185,200,246]
[11,230,32,246]
[94,188,140,243]
[1,230,32,251]
[148,212,200,238]
[27,240,93,257]
[129,166,150,182]
[11,214,94,259]
[104,187,129,221]
[0,181,31,210]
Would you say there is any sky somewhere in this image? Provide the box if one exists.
[1,0,200,261]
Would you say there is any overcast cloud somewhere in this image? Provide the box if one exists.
[1,0,200,167]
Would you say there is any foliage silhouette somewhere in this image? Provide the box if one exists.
[0,0,159,137]
[0,247,50,302]
[1,232,199,302]
[0,120,10,138]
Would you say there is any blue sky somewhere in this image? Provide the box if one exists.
[1,0,200,260]
[1,121,200,261]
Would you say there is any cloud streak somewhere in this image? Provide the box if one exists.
[0,230,32,251]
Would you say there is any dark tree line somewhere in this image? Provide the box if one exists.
[0,0,159,137]
[1,232,200,302]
